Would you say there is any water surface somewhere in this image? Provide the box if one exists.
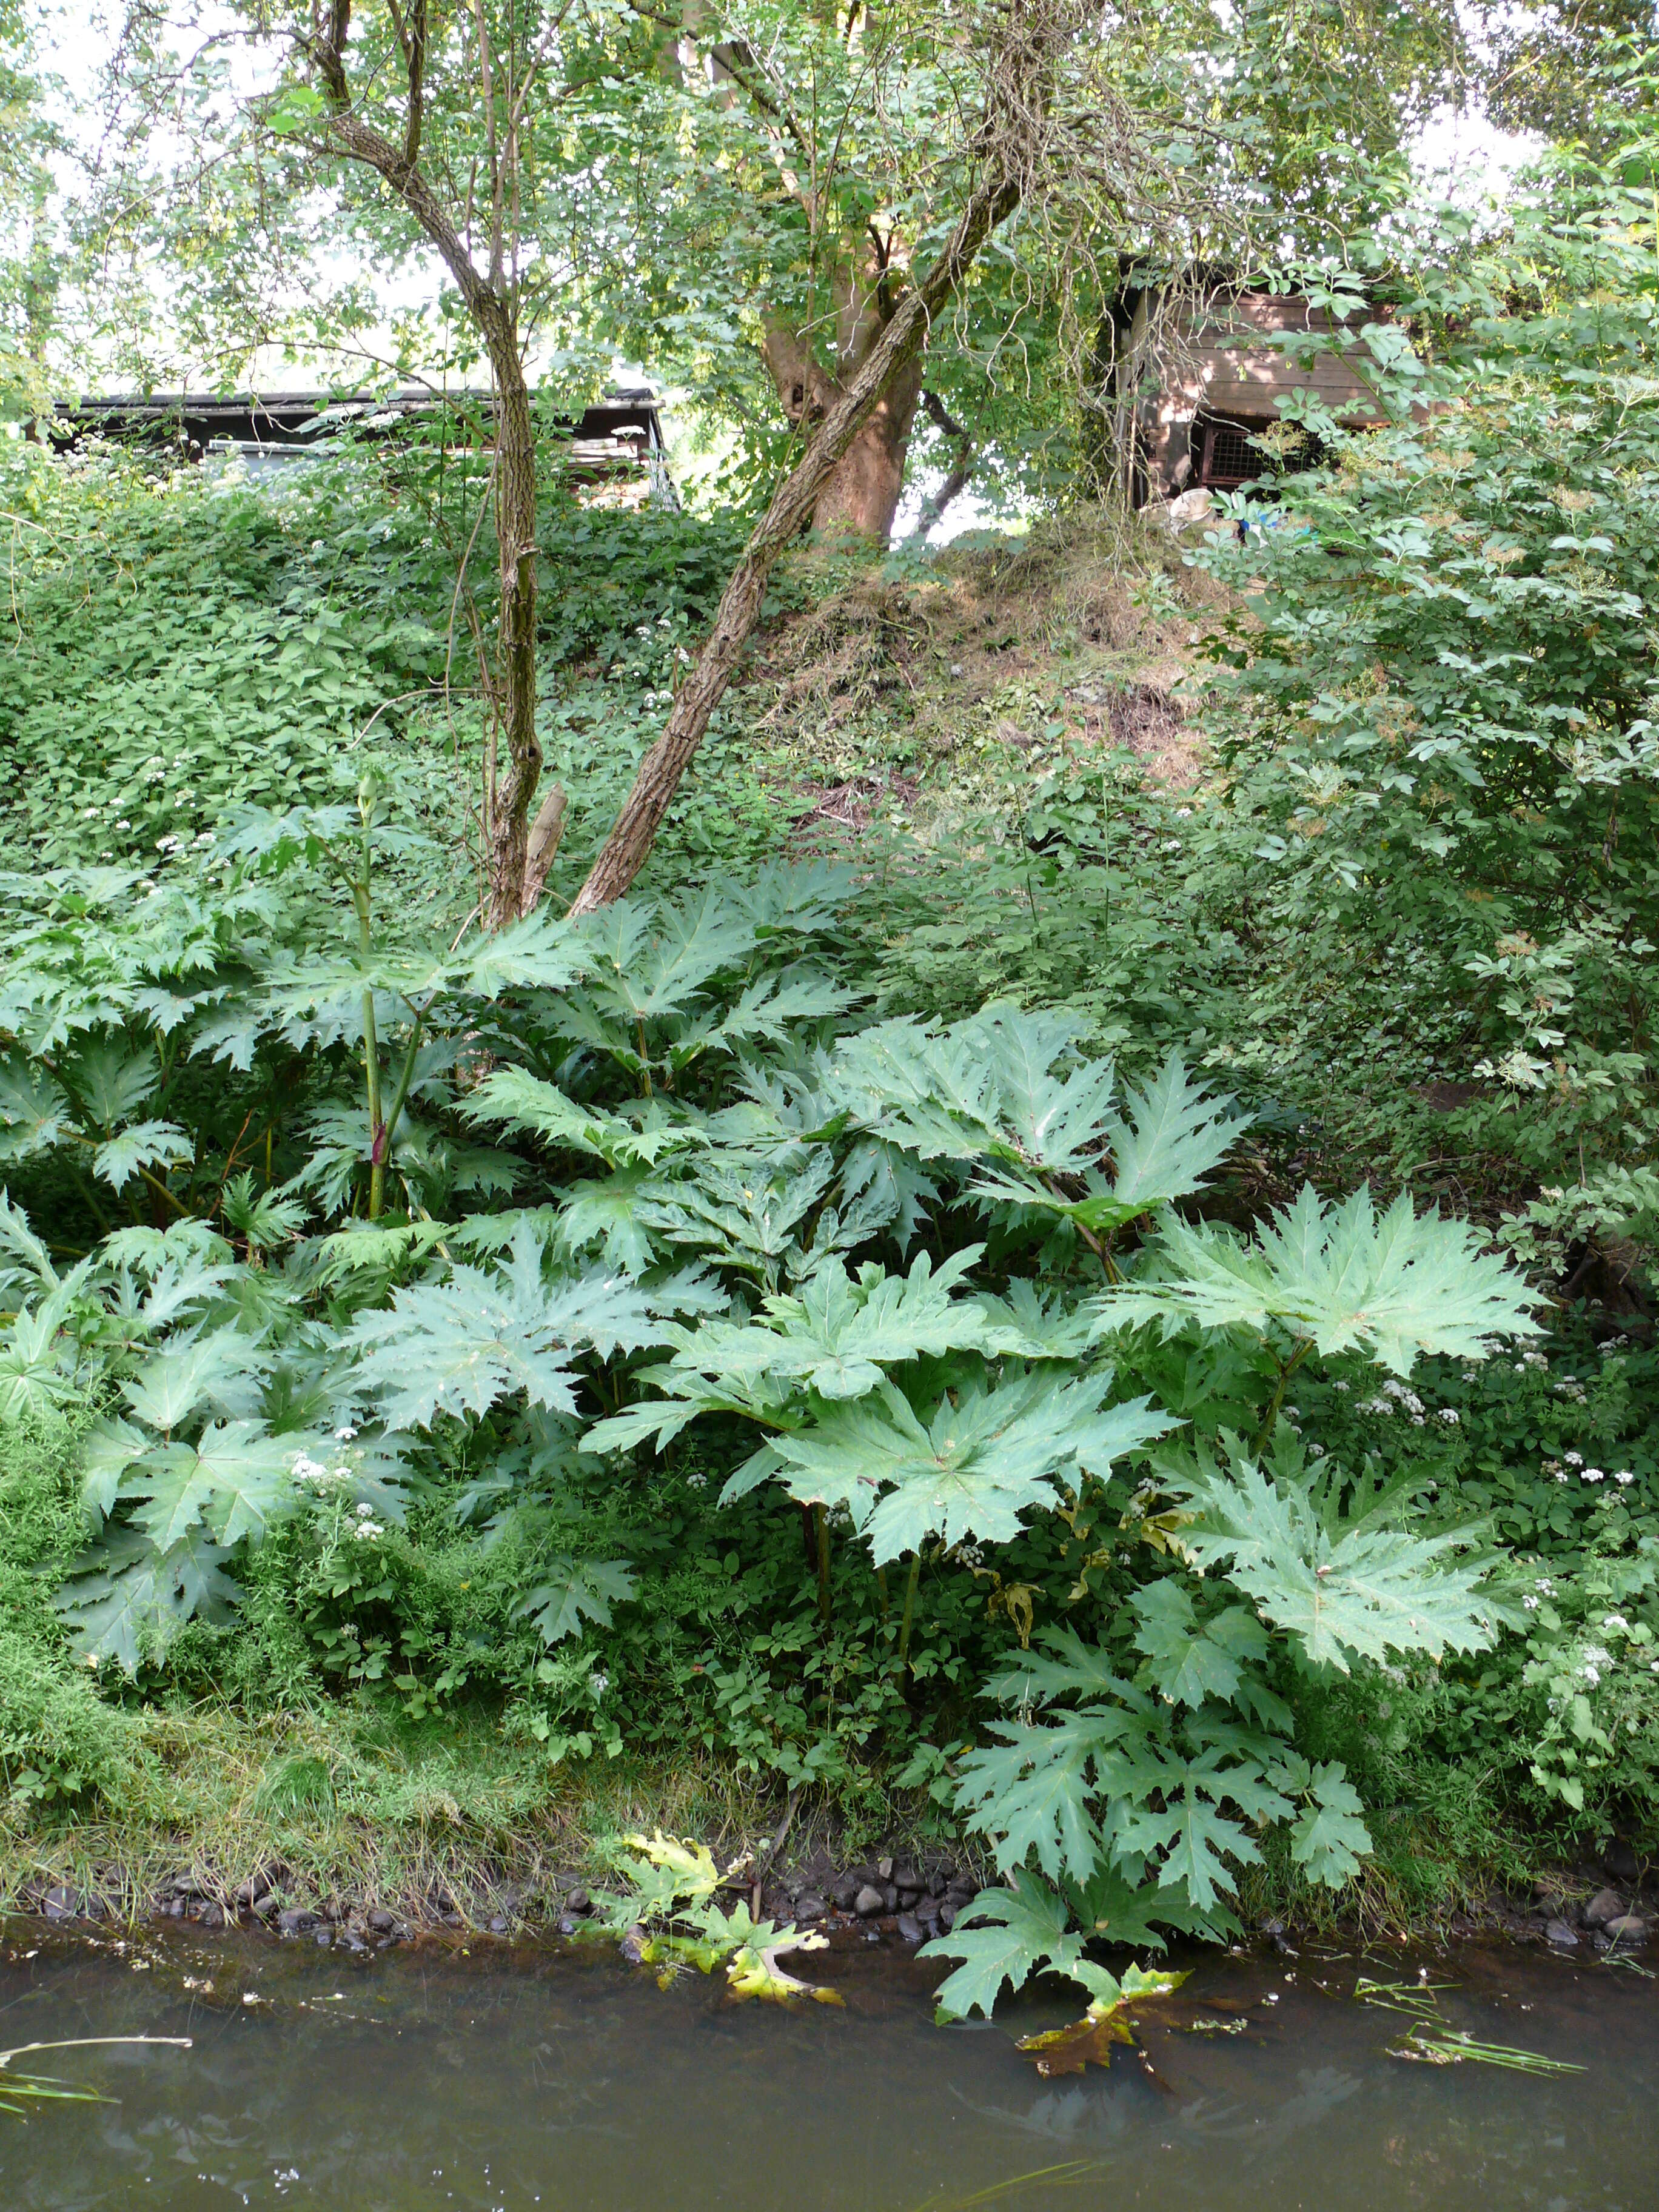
[0,1922,1650,2210]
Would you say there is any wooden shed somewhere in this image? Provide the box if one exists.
[1108,288,1388,506]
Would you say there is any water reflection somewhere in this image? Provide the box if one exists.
[0,1927,1652,2211]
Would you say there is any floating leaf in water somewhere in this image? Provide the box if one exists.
[1015,1963,1189,2076]
[726,1931,844,2008]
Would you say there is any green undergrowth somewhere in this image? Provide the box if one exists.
[5,248,1659,2010]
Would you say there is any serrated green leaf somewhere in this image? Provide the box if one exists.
[1130,1580,1269,1708]
[1290,1761,1372,1886]
[1094,1184,1541,1374]
[917,1869,1084,2020]
[517,1556,637,1644]
[1173,1444,1499,1674]
[774,1371,1170,1565]
[347,1225,669,1430]
[93,1119,195,1193]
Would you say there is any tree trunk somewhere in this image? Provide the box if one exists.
[764,327,923,544]
[809,363,925,541]
[478,308,542,929]
[309,8,543,928]
[569,164,1022,916]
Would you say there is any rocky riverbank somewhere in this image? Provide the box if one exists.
[10,1834,1656,1965]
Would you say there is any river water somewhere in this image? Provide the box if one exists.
[0,1922,1651,2210]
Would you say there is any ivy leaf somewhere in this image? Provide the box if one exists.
[1290,1762,1372,1887]
[917,1869,1085,2021]
[517,1557,637,1645]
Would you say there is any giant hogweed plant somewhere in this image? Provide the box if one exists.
[0,818,1540,2015]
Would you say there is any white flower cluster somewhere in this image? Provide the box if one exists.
[352,1503,385,1542]
[292,1452,351,1493]
[588,1671,610,1700]
[684,1470,708,1490]
[1359,1381,1427,1425]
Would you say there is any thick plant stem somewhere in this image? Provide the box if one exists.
[1252,1339,1314,1454]
[813,1504,831,1627]
[897,1550,922,1669]
[378,1012,426,1187]
[354,864,385,1221]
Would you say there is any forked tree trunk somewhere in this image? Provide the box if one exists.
[569,166,1022,916]
[310,8,544,930]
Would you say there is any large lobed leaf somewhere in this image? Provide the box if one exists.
[1094,1183,1541,1373]
[346,1224,671,1430]
[773,1370,1172,1565]
[1172,1441,1502,1674]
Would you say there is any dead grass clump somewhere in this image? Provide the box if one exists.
[760,578,932,725]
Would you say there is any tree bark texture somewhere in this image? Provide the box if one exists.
[568,163,1022,916]
[309,1,541,928]
[765,322,927,541]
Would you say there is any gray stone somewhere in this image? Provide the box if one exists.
[557,1914,579,1937]
[313,1927,332,1947]
[367,1908,395,1933]
[831,1875,863,1912]
[876,1856,894,1882]
[793,1891,828,1923]
[1604,1914,1649,1945]
[276,1907,321,1938]
[937,1902,956,1934]
[914,1895,942,1932]
[854,1884,885,1919]
[565,1886,592,1915]
[1584,1886,1626,1928]
[335,1928,369,1954]
[41,1885,76,1924]
[1545,1917,1580,1949]
[489,1915,508,1934]
[234,1874,273,1910]
[619,1922,649,1965]
[896,1912,924,1945]
[250,1891,280,1920]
